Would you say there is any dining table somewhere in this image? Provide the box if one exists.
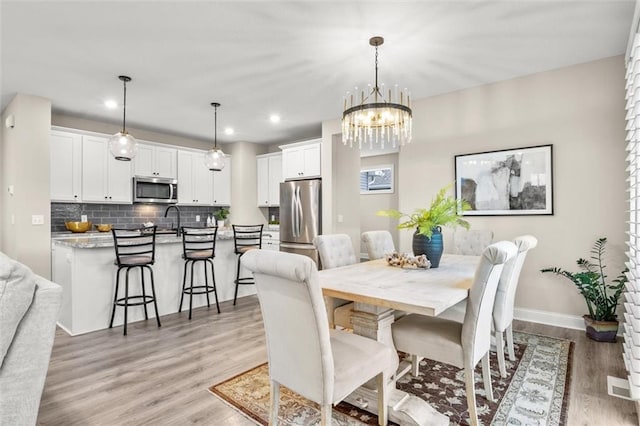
[318,254,480,426]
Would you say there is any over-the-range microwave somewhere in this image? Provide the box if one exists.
[133,176,178,204]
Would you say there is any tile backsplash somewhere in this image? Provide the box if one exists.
[52,203,229,232]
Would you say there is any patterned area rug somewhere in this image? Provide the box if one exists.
[208,332,572,425]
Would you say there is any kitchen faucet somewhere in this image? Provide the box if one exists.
[164,205,181,236]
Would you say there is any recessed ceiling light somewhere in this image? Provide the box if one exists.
[270,114,280,123]
[104,99,118,109]
[224,127,234,135]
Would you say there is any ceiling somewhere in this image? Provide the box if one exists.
[1,1,635,146]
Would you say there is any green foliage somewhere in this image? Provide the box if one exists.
[376,184,471,238]
[541,237,628,322]
[213,207,230,221]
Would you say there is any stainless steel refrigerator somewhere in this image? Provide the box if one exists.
[280,179,321,265]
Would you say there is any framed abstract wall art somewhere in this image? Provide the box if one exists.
[455,144,553,216]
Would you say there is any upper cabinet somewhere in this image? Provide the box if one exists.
[256,153,282,207]
[81,135,133,203]
[176,149,232,206]
[280,139,321,180]
[134,142,177,179]
[212,159,231,206]
[50,130,82,202]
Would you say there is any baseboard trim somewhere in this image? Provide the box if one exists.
[514,307,585,330]
[56,321,77,337]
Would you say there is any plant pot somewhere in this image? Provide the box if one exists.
[412,226,443,268]
[583,314,618,342]
[216,220,225,229]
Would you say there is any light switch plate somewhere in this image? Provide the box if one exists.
[32,215,44,225]
[196,215,200,222]
[81,214,88,222]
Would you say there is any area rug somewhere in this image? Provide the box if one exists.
[208,331,573,425]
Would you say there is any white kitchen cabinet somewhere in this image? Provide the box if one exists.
[177,149,212,205]
[212,158,231,206]
[50,130,82,202]
[280,139,321,180]
[256,153,282,206]
[134,142,177,178]
[262,230,280,251]
[81,135,132,203]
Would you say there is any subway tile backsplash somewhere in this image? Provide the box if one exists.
[51,203,229,232]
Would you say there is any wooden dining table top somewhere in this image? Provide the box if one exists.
[318,254,480,317]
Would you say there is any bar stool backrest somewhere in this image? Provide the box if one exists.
[232,224,264,254]
[181,226,218,259]
[111,226,157,266]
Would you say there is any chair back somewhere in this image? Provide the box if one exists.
[313,234,357,269]
[493,235,538,332]
[242,249,334,404]
[361,230,395,260]
[232,224,263,254]
[111,226,157,266]
[461,241,516,366]
[181,226,218,260]
[453,229,494,255]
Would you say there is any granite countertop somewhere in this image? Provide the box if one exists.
[52,229,235,248]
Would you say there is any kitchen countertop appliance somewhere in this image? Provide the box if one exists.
[279,178,321,264]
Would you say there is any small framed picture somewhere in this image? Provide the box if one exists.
[455,144,553,216]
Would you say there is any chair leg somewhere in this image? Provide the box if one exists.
[495,330,507,378]
[320,404,332,426]
[203,260,211,308]
[209,259,221,314]
[109,268,121,328]
[410,354,421,377]
[179,260,188,313]
[124,267,130,336]
[376,372,388,426]
[189,260,195,320]
[464,365,479,426]
[233,254,241,305]
[506,324,516,361]
[482,353,494,402]
[147,266,161,328]
[269,379,280,426]
[140,266,148,320]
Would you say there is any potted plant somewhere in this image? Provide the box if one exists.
[377,184,471,267]
[213,207,230,228]
[541,237,627,342]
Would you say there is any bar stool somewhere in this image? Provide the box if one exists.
[110,226,161,336]
[179,226,220,319]
[232,224,263,305]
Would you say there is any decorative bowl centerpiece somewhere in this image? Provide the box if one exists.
[65,221,92,233]
[95,224,112,233]
[385,252,431,269]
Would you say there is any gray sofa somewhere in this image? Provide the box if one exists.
[0,252,62,425]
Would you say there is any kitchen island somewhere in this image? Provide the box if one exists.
[51,230,256,335]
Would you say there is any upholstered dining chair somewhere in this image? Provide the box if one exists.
[313,234,358,329]
[392,241,517,426]
[361,230,395,260]
[243,249,392,426]
[453,229,494,255]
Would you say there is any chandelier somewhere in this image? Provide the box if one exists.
[342,36,412,149]
[108,75,137,161]
[204,102,226,171]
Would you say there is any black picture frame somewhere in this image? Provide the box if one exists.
[455,144,553,216]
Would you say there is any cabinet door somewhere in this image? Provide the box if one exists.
[133,144,154,177]
[107,154,133,203]
[81,136,109,202]
[177,151,195,204]
[257,157,269,206]
[154,146,177,178]
[302,144,321,177]
[193,157,212,205]
[212,159,231,205]
[268,155,282,205]
[50,131,82,202]
[282,148,303,179]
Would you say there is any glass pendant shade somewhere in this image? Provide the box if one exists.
[109,75,137,161]
[108,132,137,161]
[204,147,226,171]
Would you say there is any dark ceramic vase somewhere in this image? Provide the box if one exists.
[412,226,443,268]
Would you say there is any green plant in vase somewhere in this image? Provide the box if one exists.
[377,184,471,267]
[213,207,230,228]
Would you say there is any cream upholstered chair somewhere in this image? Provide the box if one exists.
[313,234,358,329]
[243,249,392,426]
[493,235,538,377]
[392,241,517,426]
[361,231,395,260]
[453,229,494,255]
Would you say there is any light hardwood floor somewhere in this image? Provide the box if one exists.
[37,296,637,425]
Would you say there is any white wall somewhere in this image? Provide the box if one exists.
[224,141,268,225]
[1,94,52,277]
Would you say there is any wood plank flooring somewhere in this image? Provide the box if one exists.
[37,297,638,425]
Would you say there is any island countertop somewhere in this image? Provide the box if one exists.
[52,229,235,248]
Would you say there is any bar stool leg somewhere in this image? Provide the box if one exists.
[147,266,161,327]
[203,260,211,308]
[110,267,122,328]
[140,266,149,320]
[189,260,195,320]
[124,267,131,336]
[233,254,242,305]
[179,259,189,313]
[209,259,220,314]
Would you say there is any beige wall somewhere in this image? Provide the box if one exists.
[331,134,361,254]
[397,56,626,318]
[1,94,52,277]
[224,141,268,225]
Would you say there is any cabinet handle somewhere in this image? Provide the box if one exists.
[74,195,78,199]
[104,196,107,199]
[109,196,112,200]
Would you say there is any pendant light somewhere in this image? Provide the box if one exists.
[204,102,226,171]
[108,75,137,161]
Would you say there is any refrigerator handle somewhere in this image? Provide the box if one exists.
[291,186,298,237]
[295,186,303,237]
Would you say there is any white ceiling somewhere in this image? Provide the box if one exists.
[1,1,635,146]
